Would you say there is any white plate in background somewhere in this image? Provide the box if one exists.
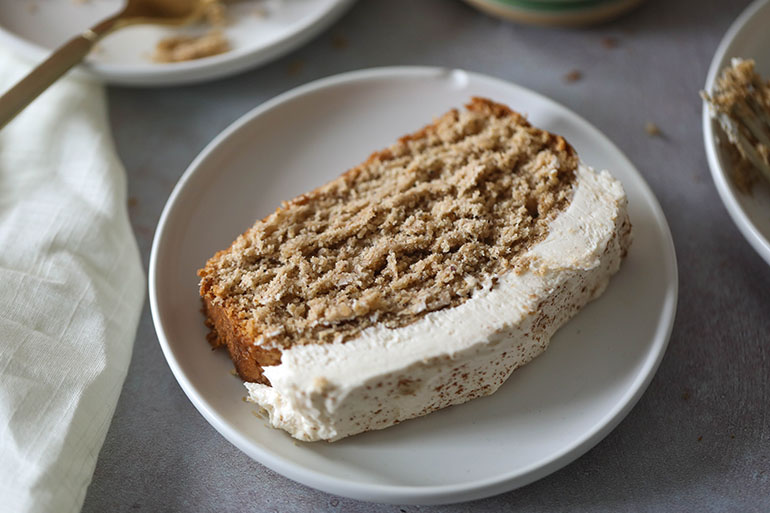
[0,0,355,86]
[150,67,677,504]
[703,0,770,266]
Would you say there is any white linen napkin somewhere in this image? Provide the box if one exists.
[0,49,145,513]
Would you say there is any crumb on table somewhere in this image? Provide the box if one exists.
[287,60,305,76]
[564,70,582,83]
[601,36,619,49]
[645,122,661,137]
[332,34,349,50]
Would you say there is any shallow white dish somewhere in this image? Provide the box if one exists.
[150,67,677,504]
[703,0,770,266]
[0,0,355,86]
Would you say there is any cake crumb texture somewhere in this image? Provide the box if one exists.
[199,98,578,376]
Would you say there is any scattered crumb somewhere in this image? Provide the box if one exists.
[250,407,269,420]
[135,225,153,239]
[730,434,735,439]
[329,498,339,507]
[241,396,247,402]
[697,435,703,442]
[645,122,661,137]
[150,0,231,63]
[254,6,269,18]
[294,441,301,447]
[287,59,305,76]
[230,368,238,376]
[681,390,691,401]
[27,2,38,14]
[153,31,230,63]
[564,70,582,83]
[127,197,138,208]
[331,34,349,50]
[601,36,619,49]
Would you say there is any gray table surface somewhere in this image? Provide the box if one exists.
[82,0,770,511]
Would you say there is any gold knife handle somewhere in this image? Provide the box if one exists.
[0,15,121,130]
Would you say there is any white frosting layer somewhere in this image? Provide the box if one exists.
[246,164,631,441]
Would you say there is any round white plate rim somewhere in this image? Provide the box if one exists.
[150,66,678,504]
[0,0,356,86]
[702,0,770,267]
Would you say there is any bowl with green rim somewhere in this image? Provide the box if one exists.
[464,0,645,26]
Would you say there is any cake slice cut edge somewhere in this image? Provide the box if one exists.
[198,98,632,442]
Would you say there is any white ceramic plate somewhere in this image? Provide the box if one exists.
[703,0,770,266]
[0,0,355,86]
[150,67,677,504]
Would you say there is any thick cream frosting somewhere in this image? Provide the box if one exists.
[245,164,631,441]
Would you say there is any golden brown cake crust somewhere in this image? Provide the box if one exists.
[203,297,281,384]
[199,98,578,383]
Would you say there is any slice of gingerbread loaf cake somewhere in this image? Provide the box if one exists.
[198,97,631,442]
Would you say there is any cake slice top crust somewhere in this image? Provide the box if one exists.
[199,98,578,350]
